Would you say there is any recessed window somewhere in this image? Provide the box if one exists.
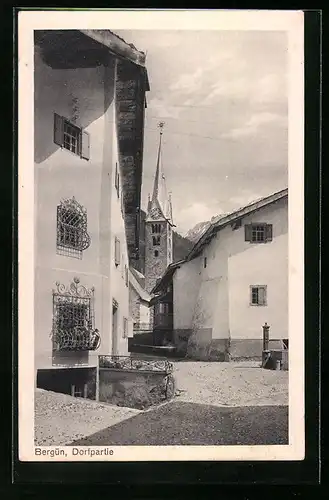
[52,277,100,352]
[125,265,129,287]
[71,384,87,398]
[123,317,128,339]
[152,224,161,234]
[115,237,121,266]
[250,285,267,306]
[153,235,160,246]
[154,250,159,257]
[245,223,273,243]
[56,197,91,259]
[204,257,207,268]
[54,113,90,160]
[115,163,120,198]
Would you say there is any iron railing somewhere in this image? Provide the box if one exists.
[99,355,173,373]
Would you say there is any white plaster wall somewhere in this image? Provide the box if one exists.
[173,197,288,343]
[34,50,130,368]
[173,258,201,330]
[139,302,150,325]
[228,201,288,340]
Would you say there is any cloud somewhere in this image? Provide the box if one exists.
[221,112,287,140]
[202,71,286,107]
[147,97,181,119]
[169,67,204,94]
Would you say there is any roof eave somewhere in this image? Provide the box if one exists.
[79,29,146,67]
[187,189,288,260]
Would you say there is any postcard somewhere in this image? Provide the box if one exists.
[18,9,304,462]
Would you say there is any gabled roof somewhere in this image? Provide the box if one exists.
[129,269,151,303]
[150,188,288,296]
[151,260,185,295]
[187,188,288,260]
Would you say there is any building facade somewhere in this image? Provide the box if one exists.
[151,189,288,361]
[34,30,149,398]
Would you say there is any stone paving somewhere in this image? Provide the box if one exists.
[34,361,288,445]
[172,360,288,407]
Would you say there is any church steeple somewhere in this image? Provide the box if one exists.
[146,122,173,225]
[151,121,164,203]
[144,122,174,295]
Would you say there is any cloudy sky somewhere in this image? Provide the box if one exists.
[117,30,288,235]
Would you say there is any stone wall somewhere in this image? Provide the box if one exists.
[99,367,175,409]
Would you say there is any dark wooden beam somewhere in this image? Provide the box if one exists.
[80,30,146,67]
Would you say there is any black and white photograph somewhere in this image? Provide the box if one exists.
[18,9,304,461]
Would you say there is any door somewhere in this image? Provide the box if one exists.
[112,303,118,355]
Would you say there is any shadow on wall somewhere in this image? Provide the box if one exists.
[34,45,116,164]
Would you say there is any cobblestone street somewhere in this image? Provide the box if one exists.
[173,360,288,407]
[35,361,288,446]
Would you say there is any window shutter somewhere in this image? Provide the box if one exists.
[115,237,120,265]
[54,114,64,147]
[266,224,273,242]
[244,224,252,242]
[259,287,266,305]
[81,130,90,160]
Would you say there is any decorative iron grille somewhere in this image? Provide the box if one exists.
[99,355,173,373]
[56,197,91,258]
[51,277,101,351]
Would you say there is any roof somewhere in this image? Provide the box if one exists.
[151,260,185,295]
[150,188,288,296]
[187,188,288,260]
[80,30,147,67]
[129,269,151,303]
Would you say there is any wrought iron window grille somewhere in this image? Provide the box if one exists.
[56,197,91,259]
[51,277,101,351]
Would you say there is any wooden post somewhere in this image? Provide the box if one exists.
[95,355,100,402]
[263,322,270,351]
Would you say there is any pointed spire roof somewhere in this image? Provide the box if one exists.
[146,122,173,224]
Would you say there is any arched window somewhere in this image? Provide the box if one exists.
[154,250,159,257]
[152,235,160,246]
[152,223,161,234]
[57,197,91,259]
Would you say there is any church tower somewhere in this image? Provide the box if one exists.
[144,122,174,295]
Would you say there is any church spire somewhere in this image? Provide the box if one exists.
[146,121,173,225]
[152,121,164,202]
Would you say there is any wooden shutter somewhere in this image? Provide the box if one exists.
[266,224,273,242]
[115,237,120,265]
[81,130,90,160]
[244,224,252,241]
[54,113,64,146]
[259,286,267,305]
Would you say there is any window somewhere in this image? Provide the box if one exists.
[204,257,207,268]
[153,235,160,246]
[123,317,128,338]
[158,303,169,314]
[125,265,129,287]
[54,113,90,160]
[52,277,100,352]
[121,190,124,215]
[71,384,87,398]
[115,163,120,198]
[245,223,273,243]
[250,285,267,306]
[57,197,91,259]
[152,223,161,234]
[115,237,121,266]
[154,250,159,257]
